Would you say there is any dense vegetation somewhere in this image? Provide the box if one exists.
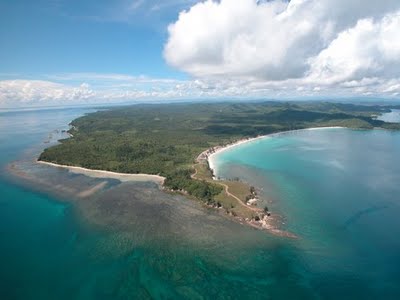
[164,169,222,202]
[39,101,400,203]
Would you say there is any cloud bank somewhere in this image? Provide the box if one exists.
[0,80,96,107]
[2,0,400,107]
[0,75,289,107]
[165,0,400,91]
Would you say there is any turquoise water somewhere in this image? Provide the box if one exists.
[2,109,400,299]
[0,108,95,299]
[213,128,400,299]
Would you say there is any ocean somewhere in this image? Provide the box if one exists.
[1,108,400,299]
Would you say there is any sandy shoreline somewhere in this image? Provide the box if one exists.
[205,126,344,175]
[38,127,342,186]
[36,126,342,238]
[195,126,344,237]
[37,161,165,185]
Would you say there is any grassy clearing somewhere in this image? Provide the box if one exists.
[221,180,253,203]
[193,162,257,219]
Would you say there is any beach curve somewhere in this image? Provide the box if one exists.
[204,126,344,175]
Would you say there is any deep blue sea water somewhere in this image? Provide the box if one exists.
[1,108,400,299]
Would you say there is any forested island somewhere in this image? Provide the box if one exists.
[39,101,400,227]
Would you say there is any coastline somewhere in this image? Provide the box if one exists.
[37,161,165,185]
[39,126,342,186]
[205,126,344,175]
[195,126,345,238]
[36,126,342,238]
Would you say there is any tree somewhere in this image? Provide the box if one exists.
[250,186,256,194]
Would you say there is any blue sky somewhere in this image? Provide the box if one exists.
[0,0,190,78]
[1,0,400,107]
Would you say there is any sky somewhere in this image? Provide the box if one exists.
[1,0,400,108]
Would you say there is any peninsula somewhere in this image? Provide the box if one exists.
[38,101,400,233]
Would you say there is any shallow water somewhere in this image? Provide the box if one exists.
[0,108,308,299]
[377,109,400,123]
[2,109,400,299]
[213,128,400,299]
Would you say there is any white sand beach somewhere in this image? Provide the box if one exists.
[37,161,165,185]
[206,126,344,175]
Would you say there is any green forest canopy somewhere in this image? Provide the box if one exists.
[39,101,400,203]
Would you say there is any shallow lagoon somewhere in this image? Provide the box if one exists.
[213,127,400,299]
[1,108,400,299]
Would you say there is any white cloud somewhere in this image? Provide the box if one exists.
[308,12,400,84]
[3,1,400,107]
[164,0,400,88]
[0,80,95,107]
[2,73,400,108]
[0,77,206,108]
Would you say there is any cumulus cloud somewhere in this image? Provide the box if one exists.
[308,12,400,84]
[0,76,302,107]
[0,77,229,107]
[1,74,400,108]
[3,0,400,107]
[0,80,95,107]
[164,0,400,89]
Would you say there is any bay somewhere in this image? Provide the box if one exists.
[212,127,400,299]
